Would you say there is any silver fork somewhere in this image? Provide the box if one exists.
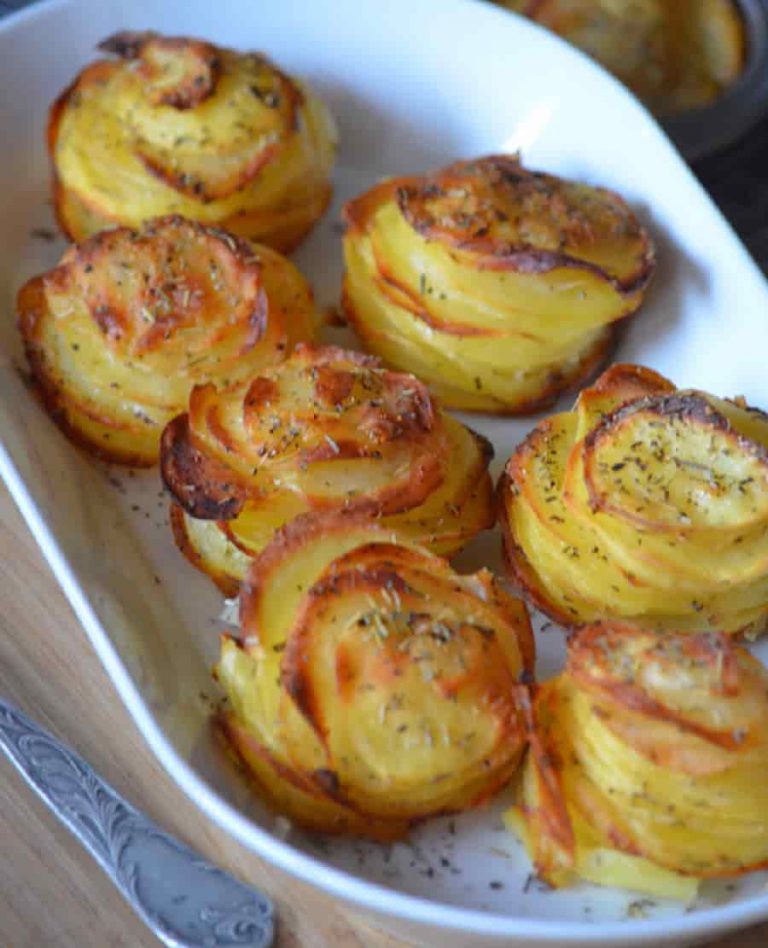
[0,698,274,947]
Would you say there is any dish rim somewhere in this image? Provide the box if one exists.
[2,0,768,940]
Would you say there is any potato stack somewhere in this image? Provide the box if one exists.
[49,31,337,251]
[17,216,315,464]
[217,514,534,837]
[500,364,768,636]
[162,344,495,593]
[343,155,654,413]
[509,623,768,896]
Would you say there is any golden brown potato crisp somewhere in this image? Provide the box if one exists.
[499,364,768,636]
[17,216,315,464]
[162,344,495,594]
[342,156,654,413]
[508,623,768,896]
[216,513,534,837]
[49,31,337,250]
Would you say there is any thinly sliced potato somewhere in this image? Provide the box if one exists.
[216,513,533,835]
[163,344,495,591]
[342,156,654,413]
[508,623,768,895]
[49,32,337,251]
[17,216,315,465]
[500,364,768,636]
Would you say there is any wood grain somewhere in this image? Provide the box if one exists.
[0,481,766,948]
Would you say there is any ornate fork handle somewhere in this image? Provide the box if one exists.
[0,699,274,947]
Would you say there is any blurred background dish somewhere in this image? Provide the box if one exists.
[498,0,768,159]
[499,0,747,116]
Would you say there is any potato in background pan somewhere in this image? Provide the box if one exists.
[499,0,746,116]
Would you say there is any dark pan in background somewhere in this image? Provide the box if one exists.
[664,0,768,161]
[690,1,768,273]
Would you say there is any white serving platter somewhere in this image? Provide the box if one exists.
[1,1,768,945]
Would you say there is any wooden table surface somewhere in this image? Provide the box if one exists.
[1,484,767,948]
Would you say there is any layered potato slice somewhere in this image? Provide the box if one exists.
[216,513,534,836]
[500,364,768,636]
[49,31,337,250]
[17,216,315,465]
[163,344,494,594]
[507,623,768,896]
[342,155,655,413]
[500,1,746,116]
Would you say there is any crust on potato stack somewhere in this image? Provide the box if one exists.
[48,31,337,250]
[216,512,534,838]
[342,155,655,413]
[507,622,768,897]
[162,343,495,594]
[499,364,768,637]
[17,215,315,465]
